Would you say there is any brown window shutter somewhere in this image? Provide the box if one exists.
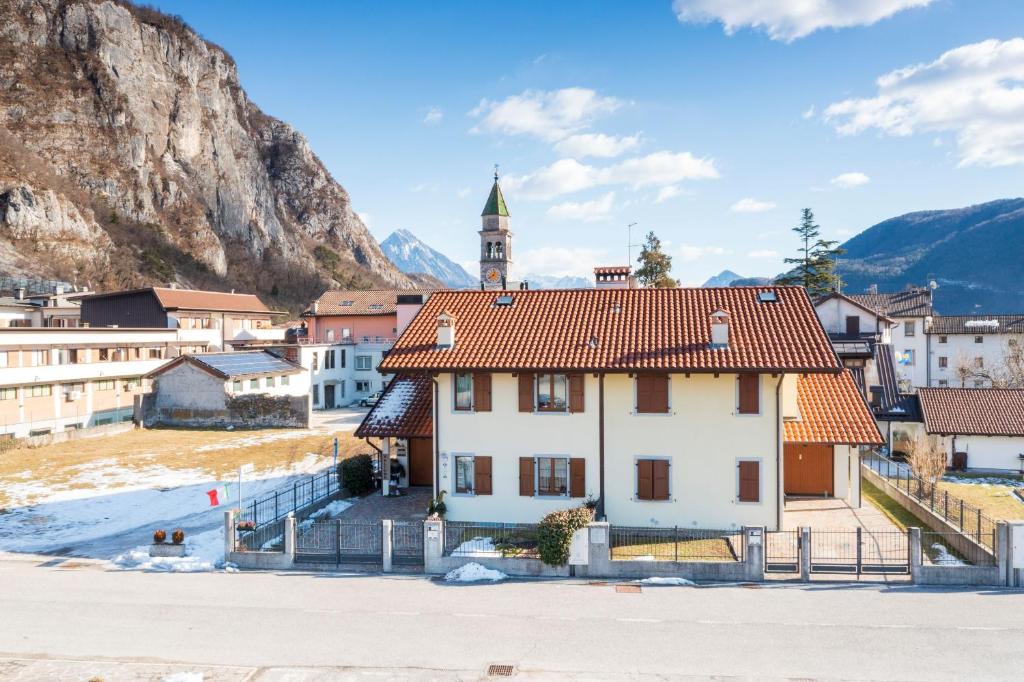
[473,373,492,412]
[652,460,670,500]
[636,459,653,500]
[569,457,586,497]
[635,375,651,413]
[738,374,759,414]
[474,456,492,495]
[650,375,670,413]
[519,457,534,496]
[738,461,760,502]
[518,373,534,412]
[569,374,585,413]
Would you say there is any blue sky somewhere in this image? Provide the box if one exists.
[151,1,1024,285]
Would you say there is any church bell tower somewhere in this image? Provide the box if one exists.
[479,169,513,290]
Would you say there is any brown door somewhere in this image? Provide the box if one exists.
[408,438,433,487]
[784,443,834,496]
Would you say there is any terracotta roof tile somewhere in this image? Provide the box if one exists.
[308,289,434,316]
[918,388,1024,436]
[151,287,271,313]
[785,370,883,444]
[380,286,841,373]
[355,374,433,438]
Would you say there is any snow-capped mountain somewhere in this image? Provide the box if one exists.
[522,273,593,289]
[380,229,477,289]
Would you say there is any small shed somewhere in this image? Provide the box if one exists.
[144,351,310,429]
[917,388,1024,471]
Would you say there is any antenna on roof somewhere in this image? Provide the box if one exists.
[627,222,639,268]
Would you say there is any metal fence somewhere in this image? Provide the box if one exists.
[235,469,339,552]
[393,521,425,565]
[864,451,999,551]
[609,526,744,562]
[295,520,383,564]
[444,521,540,558]
[809,528,909,574]
[921,530,996,567]
[765,530,800,573]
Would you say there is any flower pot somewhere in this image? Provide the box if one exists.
[153,529,167,544]
[171,529,185,545]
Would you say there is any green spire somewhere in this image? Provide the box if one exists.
[481,170,510,217]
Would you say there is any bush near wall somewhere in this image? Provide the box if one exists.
[538,506,594,566]
[339,454,374,496]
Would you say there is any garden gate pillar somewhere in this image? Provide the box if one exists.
[223,509,237,557]
[382,519,393,573]
[909,527,922,584]
[799,527,811,582]
[284,512,296,560]
[423,518,444,574]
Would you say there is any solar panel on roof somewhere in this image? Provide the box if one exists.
[193,352,294,377]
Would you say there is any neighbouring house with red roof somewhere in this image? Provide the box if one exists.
[909,388,1024,471]
[360,286,881,529]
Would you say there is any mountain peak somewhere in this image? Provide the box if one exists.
[381,230,477,289]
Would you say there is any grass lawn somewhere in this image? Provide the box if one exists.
[610,536,741,562]
[0,427,365,508]
[938,480,1024,522]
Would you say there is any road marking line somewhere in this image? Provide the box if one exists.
[617,617,661,623]
[453,613,497,618]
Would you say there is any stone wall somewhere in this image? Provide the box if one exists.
[144,386,310,429]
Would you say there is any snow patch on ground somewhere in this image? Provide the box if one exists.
[930,543,967,566]
[444,562,508,582]
[451,536,497,557]
[162,672,206,682]
[260,498,355,549]
[112,527,228,573]
[639,576,695,586]
[193,430,313,452]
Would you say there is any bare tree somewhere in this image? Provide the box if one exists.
[954,340,1024,389]
[907,435,947,498]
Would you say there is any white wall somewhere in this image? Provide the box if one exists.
[814,298,890,342]
[153,363,227,411]
[890,316,929,388]
[436,371,788,530]
[945,435,1024,471]
[930,335,1023,388]
[226,369,310,399]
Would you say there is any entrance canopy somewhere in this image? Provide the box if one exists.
[355,374,433,439]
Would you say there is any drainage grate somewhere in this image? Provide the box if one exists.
[615,584,641,593]
[487,664,515,677]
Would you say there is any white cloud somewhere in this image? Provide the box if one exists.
[748,249,780,258]
[515,246,610,278]
[546,192,616,223]
[411,182,438,193]
[802,106,816,120]
[457,187,471,198]
[673,0,934,42]
[423,106,443,124]
[504,152,718,200]
[825,38,1024,167]
[830,171,871,188]
[730,197,777,213]
[655,185,683,204]
[678,244,728,262]
[554,133,641,159]
[469,87,623,142]
[357,212,372,228]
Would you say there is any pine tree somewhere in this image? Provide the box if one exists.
[635,231,678,288]
[776,208,845,296]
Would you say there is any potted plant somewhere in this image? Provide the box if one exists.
[171,528,185,545]
[152,529,167,544]
[236,519,256,532]
[427,490,447,518]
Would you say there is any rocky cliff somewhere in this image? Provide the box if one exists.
[0,0,411,310]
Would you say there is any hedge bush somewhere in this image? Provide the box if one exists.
[338,454,374,496]
[537,506,594,566]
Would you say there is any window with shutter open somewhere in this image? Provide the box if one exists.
[569,457,585,497]
[518,373,534,412]
[474,456,492,495]
[518,457,534,495]
[737,374,759,415]
[473,373,492,412]
[635,375,669,413]
[569,374,585,413]
[738,460,760,502]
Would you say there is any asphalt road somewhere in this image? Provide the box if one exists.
[0,553,1022,681]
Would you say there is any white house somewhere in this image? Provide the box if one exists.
[365,286,881,530]
[145,351,310,428]
[913,388,1024,472]
[927,315,1024,388]
[848,288,934,390]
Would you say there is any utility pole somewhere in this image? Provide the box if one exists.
[626,222,639,268]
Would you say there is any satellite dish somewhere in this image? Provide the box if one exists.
[929,280,938,290]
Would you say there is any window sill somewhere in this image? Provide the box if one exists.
[735,500,762,506]
[632,497,674,503]
[631,411,674,417]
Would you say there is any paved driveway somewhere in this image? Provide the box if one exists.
[783,498,901,531]
[309,406,368,433]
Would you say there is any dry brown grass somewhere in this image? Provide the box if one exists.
[0,428,366,508]
[937,480,1024,522]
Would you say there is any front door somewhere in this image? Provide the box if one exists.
[324,384,336,409]
[784,443,834,496]
[408,438,433,487]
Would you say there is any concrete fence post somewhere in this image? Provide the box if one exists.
[423,518,444,574]
[586,522,611,578]
[743,526,765,582]
[382,519,393,573]
[284,512,296,560]
[223,508,237,557]
[799,527,811,582]
[909,527,922,584]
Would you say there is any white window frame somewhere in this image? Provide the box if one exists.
[734,374,762,417]
[355,354,373,371]
[451,453,476,497]
[355,380,372,393]
[735,457,764,505]
[534,455,570,498]
[904,320,915,337]
[632,375,673,416]
[633,455,673,503]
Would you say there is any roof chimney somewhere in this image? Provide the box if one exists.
[867,283,878,295]
[14,287,25,301]
[710,309,730,349]
[436,311,456,349]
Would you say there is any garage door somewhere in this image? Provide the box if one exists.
[784,443,834,496]
[408,438,433,487]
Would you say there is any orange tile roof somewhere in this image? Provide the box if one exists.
[785,370,883,444]
[151,287,272,313]
[380,286,841,373]
[355,374,433,439]
[918,388,1024,436]
[307,289,434,316]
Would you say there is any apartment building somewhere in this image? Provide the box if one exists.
[0,327,208,438]
[928,315,1024,388]
[847,288,933,390]
[79,286,284,351]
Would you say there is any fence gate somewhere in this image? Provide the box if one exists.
[809,529,909,575]
[296,520,383,565]
[765,530,801,573]
[392,521,424,566]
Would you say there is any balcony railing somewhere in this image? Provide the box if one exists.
[297,335,395,346]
